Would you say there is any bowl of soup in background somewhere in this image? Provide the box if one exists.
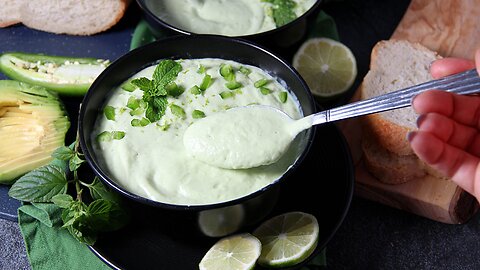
[136,0,323,49]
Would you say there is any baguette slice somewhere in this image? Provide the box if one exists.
[360,40,442,156]
[0,0,22,27]
[0,0,130,36]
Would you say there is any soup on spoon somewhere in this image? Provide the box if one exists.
[183,105,314,169]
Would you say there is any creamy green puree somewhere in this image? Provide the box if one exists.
[184,105,313,169]
[147,0,316,36]
[93,58,305,205]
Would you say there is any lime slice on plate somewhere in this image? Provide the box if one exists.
[293,37,357,97]
[253,211,319,268]
[199,233,261,270]
[198,204,245,237]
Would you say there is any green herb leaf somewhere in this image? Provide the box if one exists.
[103,106,116,120]
[87,199,129,232]
[145,96,168,122]
[152,60,183,95]
[131,77,152,92]
[51,146,75,161]
[8,164,68,202]
[61,201,97,245]
[51,194,74,209]
[264,0,297,27]
[87,177,122,204]
[170,104,186,119]
[69,154,85,172]
[192,110,206,119]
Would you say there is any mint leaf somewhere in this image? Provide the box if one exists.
[264,0,297,27]
[87,177,122,204]
[61,200,97,245]
[51,194,74,209]
[152,59,182,96]
[51,146,75,161]
[131,77,152,92]
[145,96,168,122]
[87,199,129,231]
[8,165,68,202]
[69,154,85,172]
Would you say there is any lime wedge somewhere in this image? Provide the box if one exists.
[293,37,357,97]
[199,233,261,270]
[198,204,245,237]
[252,211,319,267]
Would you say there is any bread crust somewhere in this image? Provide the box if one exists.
[358,39,445,184]
[1,0,130,35]
[361,127,426,184]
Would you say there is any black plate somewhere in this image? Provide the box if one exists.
[89,121,354,270]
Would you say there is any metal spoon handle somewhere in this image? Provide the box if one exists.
[312,69,480,125]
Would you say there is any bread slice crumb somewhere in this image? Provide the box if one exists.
[0,0,130,35]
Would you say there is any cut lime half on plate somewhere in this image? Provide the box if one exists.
[253,211,319,268]
[293,37,357,97]
[199,233,261,270]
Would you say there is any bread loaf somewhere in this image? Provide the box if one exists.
[0,0,130,35]
[360,39,443,184]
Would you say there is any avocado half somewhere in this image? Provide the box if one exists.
[0,80,70,184]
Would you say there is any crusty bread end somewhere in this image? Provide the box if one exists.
[0,0,130,36]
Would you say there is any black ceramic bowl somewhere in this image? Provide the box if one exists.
[136,0,323,49]
[79,35,316,213]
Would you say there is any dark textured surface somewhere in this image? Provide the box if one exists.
[2,0,480,269]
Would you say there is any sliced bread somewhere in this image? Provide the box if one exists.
[361,133,426,184]
[0,0,130,35]
[360,39,442,156]
[0,0,22,27]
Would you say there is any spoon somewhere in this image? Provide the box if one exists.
[183,68,480,169]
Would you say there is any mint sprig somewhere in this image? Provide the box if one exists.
[131,59,182,123]
[263,0,297,27]
[8,138,128,245]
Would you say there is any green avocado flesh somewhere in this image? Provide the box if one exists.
[0,80,70,184]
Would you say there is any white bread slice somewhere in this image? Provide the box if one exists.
[360,40,442,156]
[0,0,130,36]
[361,131,427,184]
[0,0,22,27]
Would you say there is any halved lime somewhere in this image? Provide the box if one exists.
[252,211,319,267]
[293,37,357,97]
[199,233,261,270]
[198,204,245,237]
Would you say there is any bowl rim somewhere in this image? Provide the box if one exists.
[135,0,323,38]
[78,34,316,211]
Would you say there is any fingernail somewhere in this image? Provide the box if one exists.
[416,114,426,128]
[407,131,416,142]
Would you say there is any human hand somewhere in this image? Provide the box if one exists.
[408,49,480,201]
